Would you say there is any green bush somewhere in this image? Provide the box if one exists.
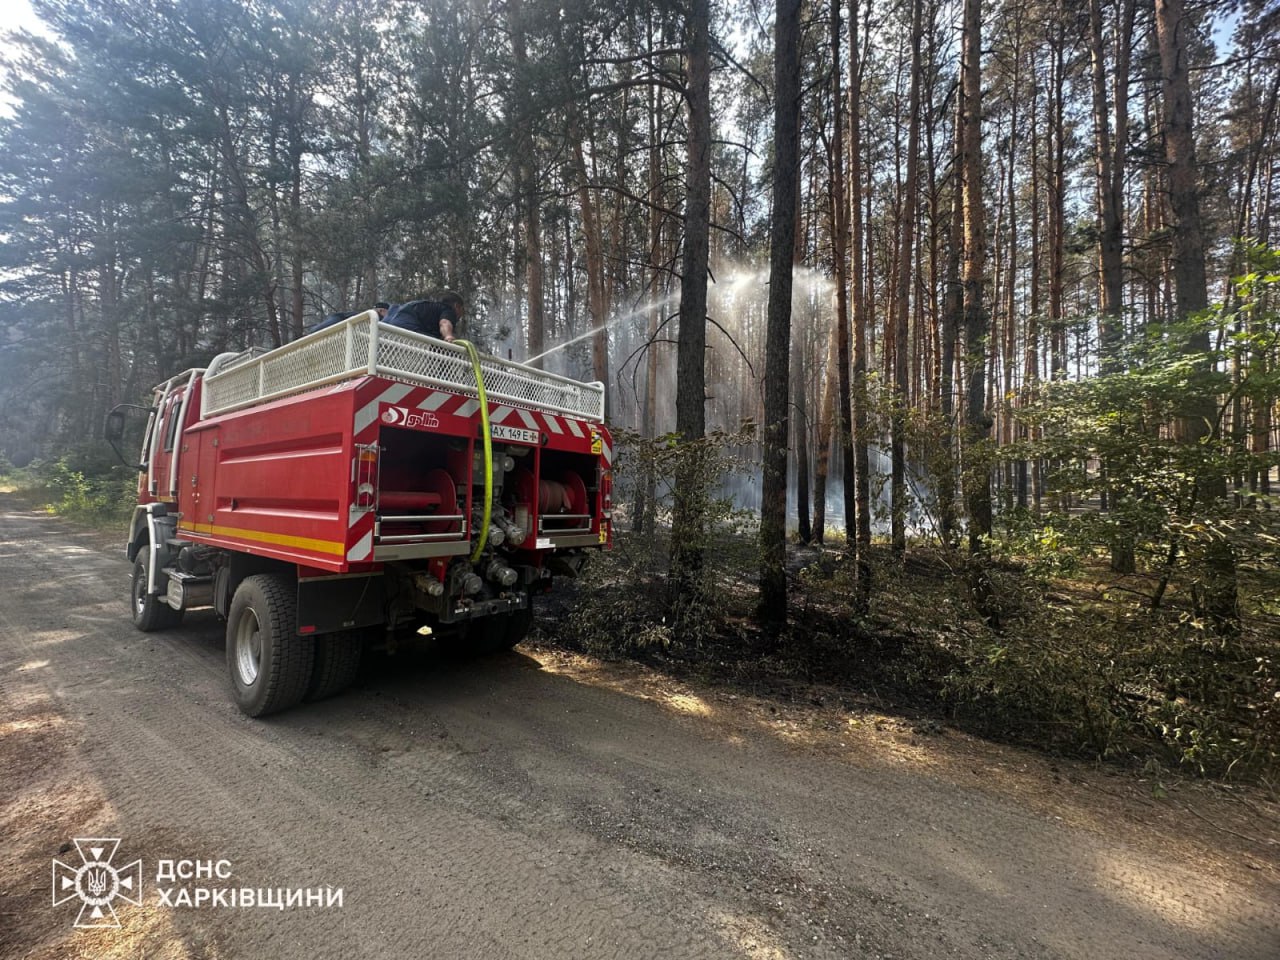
[556,428,758,655]
[31,453,136,527]
[951,252,1280,777]
[933,552,1279,779]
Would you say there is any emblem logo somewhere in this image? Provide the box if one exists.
[52,838,143,929]
[382,406,439,428]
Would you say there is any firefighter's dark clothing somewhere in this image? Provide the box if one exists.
[382,300,460,340]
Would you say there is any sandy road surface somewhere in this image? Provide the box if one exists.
[1,496,1277,960]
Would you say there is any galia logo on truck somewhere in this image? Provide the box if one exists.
[106,311,612,716]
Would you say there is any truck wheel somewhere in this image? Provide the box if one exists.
[505,606,534,648]
[226,574,313,717]
[305,631,363,702]
[131,554,183,631]
[474,606,534,655]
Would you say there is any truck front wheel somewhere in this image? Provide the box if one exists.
[131,554,183,631]
[226,575,314,717]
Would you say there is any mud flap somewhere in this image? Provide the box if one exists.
[296,575,384,636]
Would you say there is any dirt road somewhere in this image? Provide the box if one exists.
[1,496,1277,960]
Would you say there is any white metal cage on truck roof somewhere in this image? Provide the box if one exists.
[199,310,606,423]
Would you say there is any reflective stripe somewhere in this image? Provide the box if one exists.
[181,522,345,557]
[417,391,451,411]
[346,531,373,561]
[354,383,416,437]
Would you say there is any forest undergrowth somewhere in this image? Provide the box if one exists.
[544,521,1280,787]
[0,451,136,529]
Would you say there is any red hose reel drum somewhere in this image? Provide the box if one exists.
[379,467,457,534]
[420,468,458,533]
[511,467,588,515]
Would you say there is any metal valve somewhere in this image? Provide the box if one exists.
[485,560,518,587]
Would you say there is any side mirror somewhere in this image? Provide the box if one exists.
[104,409,127,443]
[103,403,151,471]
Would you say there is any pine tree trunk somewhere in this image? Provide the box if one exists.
[812,328,837,544]
[510,0,544,368]
[636,64,664,535]
[1155,0,1238,631]
[670,0,712,604]
[939,89,964,545]
[572,136,610,403]
[960,0,993,560]
[759,0,802,620]
[793,184,812,546]
[793,331,813,543]
[848,0,872,587]
[890,0,923,556]
[1089,0,1136,571]
[1048,30,1067,381]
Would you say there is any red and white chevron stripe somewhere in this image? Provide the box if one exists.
[354,384,598,447]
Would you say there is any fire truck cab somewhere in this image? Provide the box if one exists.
[110,311,612,716]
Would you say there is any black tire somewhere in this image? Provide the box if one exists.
[305,631,363,702]
[505,605,534,648]
[130,553,183,631]
[471,605,534,655]
[226,574,313,717]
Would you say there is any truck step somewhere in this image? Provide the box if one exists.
[163,569,214,611]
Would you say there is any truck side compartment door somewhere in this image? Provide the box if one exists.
[180,424,219,530]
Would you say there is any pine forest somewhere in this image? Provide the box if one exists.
[1,0,1277,779]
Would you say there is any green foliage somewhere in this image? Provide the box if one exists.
[942,575,1280,779]
[24,452,136,528]
[555,429,758,655]
[949,258,1280,776]
[774,535,1280,780]
[944,607,1131,760]
[999,262,1280,621]
[987,510,1082,578]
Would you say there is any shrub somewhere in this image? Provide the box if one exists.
[556,428,758,654]
[939,559,1279,779]
[33,454,135,526]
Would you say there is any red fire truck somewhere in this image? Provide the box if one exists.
[106,311,612,716]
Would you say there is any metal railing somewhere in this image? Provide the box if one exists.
[200,311,605,423]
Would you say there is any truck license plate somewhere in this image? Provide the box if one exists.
[491,423,540,445]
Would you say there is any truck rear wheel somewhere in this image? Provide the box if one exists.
[226,574,313,717]
[469,606,534,655]
[305,631,363,702]
[131,554,183,631]
[504,606,534,649]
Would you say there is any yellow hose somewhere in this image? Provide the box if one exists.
[457,340,491,562]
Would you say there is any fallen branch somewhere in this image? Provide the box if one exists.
[1182,802,1276,848]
